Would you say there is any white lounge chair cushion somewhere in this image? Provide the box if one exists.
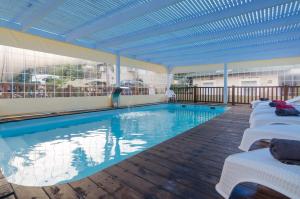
[239,125,300,151]
[250,113,300,128]
[287,96,300,104]
[249,107,275,123]
[251,100,270,109]
[251,96,300,110]
[253,102,272,110]
[249,105,300,123]
[216,149,300,199]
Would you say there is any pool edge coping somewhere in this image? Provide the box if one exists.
[0,102,231,124]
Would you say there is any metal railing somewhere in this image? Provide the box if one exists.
[172,86,300,105]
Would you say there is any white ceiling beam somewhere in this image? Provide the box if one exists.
[65,0,183,42]
[11,0,36,23]
[137,30,300,60]
[121,14,300,55]
[97,0,294,48]
[167,48,300,67]
[160,44,300,63]
[155,40,300,64]
[18,0,64,31]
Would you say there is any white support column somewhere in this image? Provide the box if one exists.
[116,52,121,87]
[166,66,175,102]
[167,66,173,91]
[223,63,228,104]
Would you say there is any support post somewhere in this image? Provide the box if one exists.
[166,66,173,90]
[111,52,122,108]
[116,52,121,87]
[223,63,228,104]
[231,85,235,106]
[194,86,197,103]
[283,85,289,101]
[166,67,173,102]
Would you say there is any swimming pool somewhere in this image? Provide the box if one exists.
[0,104,227,186]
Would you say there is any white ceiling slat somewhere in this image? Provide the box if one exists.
[169,49,300,66]
[65,0,183,42]
[162,41,300,66]
[120,14,300,55]
[137,28,300,60]
[18,0,65,31]
[96,0,292,48]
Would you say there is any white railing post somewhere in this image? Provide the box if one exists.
[223,63,228,104]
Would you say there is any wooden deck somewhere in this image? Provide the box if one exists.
[0,105,287,199]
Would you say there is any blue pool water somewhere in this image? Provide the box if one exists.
[0,104,227,186]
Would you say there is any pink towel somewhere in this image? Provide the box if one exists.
[276,104,294,109]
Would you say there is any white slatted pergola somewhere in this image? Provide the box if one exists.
[0,0,300,102]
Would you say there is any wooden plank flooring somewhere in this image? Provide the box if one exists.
[0,105,288,199]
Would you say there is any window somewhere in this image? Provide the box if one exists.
[120,66,167,95]
[202,82,214,87]
[241,80,258,86]
[0,45,167,99]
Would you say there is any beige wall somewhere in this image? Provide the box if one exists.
[0,95,167,116]
[0,96,111,116]
[119,94,167,107]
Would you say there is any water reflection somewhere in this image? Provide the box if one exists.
[0,104,225,186]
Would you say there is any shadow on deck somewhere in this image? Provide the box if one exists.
[0,105,287,199]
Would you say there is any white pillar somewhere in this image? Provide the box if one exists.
[223,63,228,104]
[167,66,173,91]
[116,53,120,87]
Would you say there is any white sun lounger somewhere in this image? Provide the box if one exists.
[251,100,271,109]
[239,125,300,151]
[250,113,300,128]
[249,105,300,123]
[216,149,300,199]
[251,96,300,109]
[249,107,275,123]
[252,101,300,114]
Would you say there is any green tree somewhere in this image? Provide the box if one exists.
[14,68,34,83]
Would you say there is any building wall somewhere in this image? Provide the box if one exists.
[193,74,279,87]
[172,56,300,74]
[0,95,167,116]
